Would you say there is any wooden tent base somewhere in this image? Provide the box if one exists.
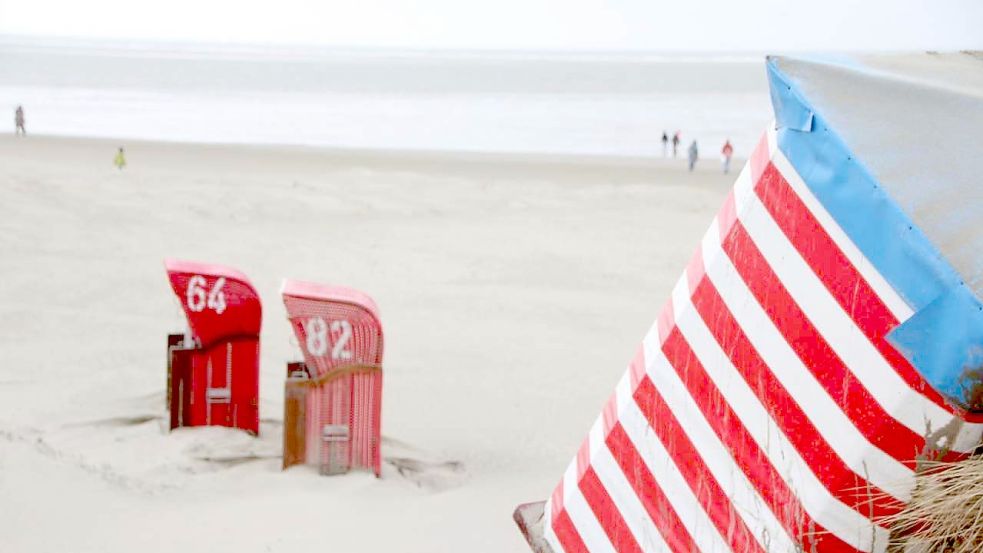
[513,501,553,553]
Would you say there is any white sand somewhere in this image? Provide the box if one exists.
[0,135,732,552]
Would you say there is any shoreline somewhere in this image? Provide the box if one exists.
[1,133,743,185]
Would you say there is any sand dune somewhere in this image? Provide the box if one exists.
[0,134,733,552]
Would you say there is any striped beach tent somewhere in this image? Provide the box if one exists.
[520,53,983,553]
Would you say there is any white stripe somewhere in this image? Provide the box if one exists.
[669,274,886,551]
[560,456,617,553]
[736,188,978,453]
[587,415,672,551]
[641,328,799,553]
[769,150,983,450]
[764,122,778,158]
[614,364,732,553]
[701,219,914,501]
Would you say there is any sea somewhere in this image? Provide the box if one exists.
[0,36,773,159]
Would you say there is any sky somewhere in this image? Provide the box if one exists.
[0,0,981,52]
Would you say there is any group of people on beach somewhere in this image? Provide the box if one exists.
[15,104,734,176]
[661,130,734,174]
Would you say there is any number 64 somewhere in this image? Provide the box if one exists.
[186,275,227,314]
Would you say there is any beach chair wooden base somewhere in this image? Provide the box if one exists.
[513,501,554,553]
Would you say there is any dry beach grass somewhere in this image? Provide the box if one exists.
[883,456,983,553]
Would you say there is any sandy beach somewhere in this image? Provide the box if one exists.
[0,134,735,552]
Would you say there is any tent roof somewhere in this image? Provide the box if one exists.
[770,52,983,298]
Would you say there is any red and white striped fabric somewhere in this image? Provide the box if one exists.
[542,127,983,553]
[282,279,384,476]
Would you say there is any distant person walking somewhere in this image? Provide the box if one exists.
[721,139,734,174]
[114,147,127,170]
[672,131,681,158]
[688,140,699,172]
[661,131,669,157]
[14,105,25,135]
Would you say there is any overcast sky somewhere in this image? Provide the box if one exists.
[1,0,981,52]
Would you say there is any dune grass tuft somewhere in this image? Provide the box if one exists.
[881,455,983,552]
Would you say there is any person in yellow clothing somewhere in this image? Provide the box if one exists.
[114,147,126,170]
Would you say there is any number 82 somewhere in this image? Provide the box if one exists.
[304,317,353,361]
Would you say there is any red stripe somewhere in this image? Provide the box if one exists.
[602,393,619,435]
[750,133,770,185]
[576,437,591,480]
[721,219,924,466]
[633,376,766,553]
[606,423,699,553]
[718,190,738,237]
[629,346,646,390]
[578,467,643,552]
[657,302,675,347]
[661,325,861,552]
[553,508,591,553]
[686,247,706,293]
[551,481,565,523]
[688,263,902,521]
[755,161,983,428]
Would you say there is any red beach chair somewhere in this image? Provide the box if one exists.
[281,279,383,477]
[164,259,261,435]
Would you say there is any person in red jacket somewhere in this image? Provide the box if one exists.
[721,139,734,174]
